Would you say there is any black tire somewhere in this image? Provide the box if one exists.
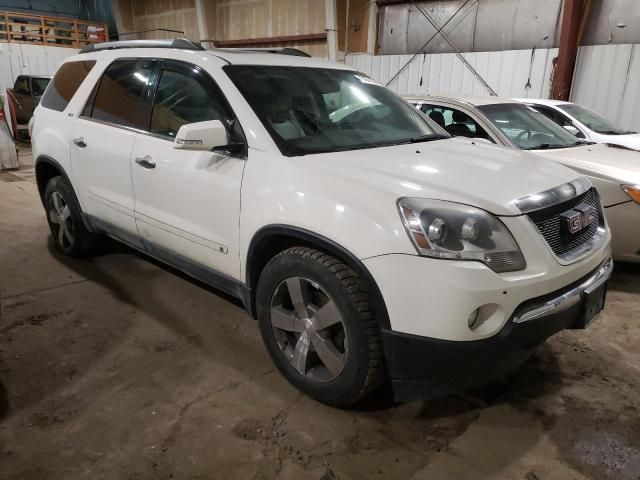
[256,247,384,407]
[43,176,101,257]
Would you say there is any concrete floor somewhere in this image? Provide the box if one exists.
[1,150,639,480]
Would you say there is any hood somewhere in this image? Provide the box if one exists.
[533,143,640,185]
[603,133,640,151]
[302,137,581,216]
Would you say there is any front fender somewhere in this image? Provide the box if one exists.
[239,151,416,281]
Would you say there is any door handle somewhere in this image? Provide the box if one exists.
[135,155,156,169]
[72,137,87,148]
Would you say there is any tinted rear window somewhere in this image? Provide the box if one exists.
[41,61,96,112]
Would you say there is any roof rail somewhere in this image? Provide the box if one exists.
[79,38,204,54]
[213,47,311,58]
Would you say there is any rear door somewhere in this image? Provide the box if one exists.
[71,58,155,247]
[130,59,246,279]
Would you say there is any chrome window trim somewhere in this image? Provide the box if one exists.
[515,177,592,214]
[77,115,169,141]
[513,257,612,324]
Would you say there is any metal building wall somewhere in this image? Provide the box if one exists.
[0,43,77,94]
[117,0,200,41]
[207,0,328,57]
[379,0,563,55]
[346,48,557,98]
[379,0,640,55]
[571,44,640,131]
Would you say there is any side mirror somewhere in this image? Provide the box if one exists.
[173,120,230,151]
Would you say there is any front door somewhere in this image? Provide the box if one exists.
[131,59,245,279]
[71,58,156,247]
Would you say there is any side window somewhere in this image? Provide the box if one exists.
[422,104,493,141]
[31,78,50,97]
[532,105,567,126]
[150,66,233,139]
[40,61,96,112]
[89,59,154,129]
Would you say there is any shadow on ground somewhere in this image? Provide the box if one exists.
[0,380,8,418]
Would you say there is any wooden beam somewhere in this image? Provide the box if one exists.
[212,33,327,47]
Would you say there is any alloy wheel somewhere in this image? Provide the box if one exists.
[49,191,74,249]
[270,276,348,382]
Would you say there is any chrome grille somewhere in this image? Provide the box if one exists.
[527,188,603,258]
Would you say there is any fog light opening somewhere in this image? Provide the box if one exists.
[467,308,481,330]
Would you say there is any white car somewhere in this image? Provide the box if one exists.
[31,40,612,406]
[406,94,640,263]
[515,98,640,151]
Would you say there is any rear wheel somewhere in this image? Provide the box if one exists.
[44,176,101,257]
[256,247,384,407]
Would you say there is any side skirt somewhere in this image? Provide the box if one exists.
[84,214,252,312]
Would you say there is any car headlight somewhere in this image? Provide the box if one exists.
[622,184,640,204]
[398,198,526,273]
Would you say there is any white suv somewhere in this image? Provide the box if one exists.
[32,40,612,406]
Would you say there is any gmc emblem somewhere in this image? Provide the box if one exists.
[561,204,598,234]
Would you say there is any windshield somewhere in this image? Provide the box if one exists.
[478,103,584,150]
[558,103,635,135]
[224,65,446,156]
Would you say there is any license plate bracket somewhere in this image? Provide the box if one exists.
[572,281,607,329]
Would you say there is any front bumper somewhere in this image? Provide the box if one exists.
[381,258,613,402]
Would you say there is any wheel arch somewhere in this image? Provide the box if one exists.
[35,155,92,230]
[35,155,71,205]
[245,224,391,330]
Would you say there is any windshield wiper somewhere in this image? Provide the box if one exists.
[597,130,621,135]
[524,143,567,150]
[404,134,450,144]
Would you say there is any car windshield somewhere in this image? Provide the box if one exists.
[31,77,50,97]
[558,103,635,135]
[224,65,446,156]
[478,103,584,150]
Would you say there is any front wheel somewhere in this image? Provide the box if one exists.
[256,247,384,407]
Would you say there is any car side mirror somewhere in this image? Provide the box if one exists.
[173,120,231,151]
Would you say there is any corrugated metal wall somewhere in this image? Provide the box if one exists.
[571,44,640,131]
[0,43,77,94]
[345,48,557,98]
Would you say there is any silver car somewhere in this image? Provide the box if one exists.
[405,94,640,263]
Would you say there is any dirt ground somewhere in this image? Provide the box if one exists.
[1,151,639,480]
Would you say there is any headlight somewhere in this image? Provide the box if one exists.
[622,184,640,204]
[398,198,526,273]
